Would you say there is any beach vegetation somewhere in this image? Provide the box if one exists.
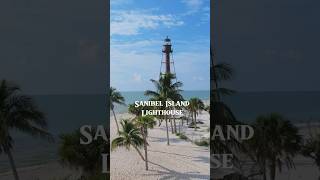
[110,87,125,134]
[246,113,302,180]
[187,122,200,129]
[188,97,205,131]
[145,73,183,145]
[111,119,145,161]
[210,48,244,165]
[58,128,108,179]
[0,80,53,180]
[176,132,188,140]
[128,103,143,117]
[301,130,320,174]
[134,115,156,170]
[194,139,209,147]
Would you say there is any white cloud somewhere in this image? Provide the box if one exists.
[111,39,161,52]
[132,73,142,82]
[182,0,203,7]
[111,0,132,5]
[111,10,184,36]
[181,0,210,15]
[192,76,204,81]
[110,41,210,90]
[181,0,206,14]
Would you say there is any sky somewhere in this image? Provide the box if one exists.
[110,0,210,91]
[0,0,107,94]
[215,0,320,92]
[1,0,319,94]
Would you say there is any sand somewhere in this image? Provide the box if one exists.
[211,125,320,180]
[110,113,210,180]
[0,111,210,180]
[274,125,320,180]
[0,162,81,180]
[1,111,319,180]
[181,112,210,142]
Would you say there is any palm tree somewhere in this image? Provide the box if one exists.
[112,119,145,161]
[128,103,151,119]
[210,47,242,157]
[135,116,156,170]
[59,128,108,178]
[301,129,320,177]
[302,133,320,165]
[110,87,125,134]
[145,73,183,145]
[247,113,301,180]
[0,80,53,180]
[204,105,210,113]
[128,104,142,117]
[211,47,235,102]
[188,97,205,130]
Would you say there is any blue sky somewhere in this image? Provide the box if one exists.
[110,0,210,91]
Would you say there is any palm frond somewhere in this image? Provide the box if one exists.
[214,62,234,81]
[110,87,126,108]
[144,90,160,97]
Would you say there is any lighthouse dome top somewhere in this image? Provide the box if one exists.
[164,36,171,45]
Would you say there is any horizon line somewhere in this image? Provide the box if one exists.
[24,90,320,96]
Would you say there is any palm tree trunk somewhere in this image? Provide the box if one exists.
[210,47,221,102]
[165,117,170,145]
[262,160,267,180]
[112,109,120,133]
[6,149,19,180]
[178,120,181,134]
[270,160,276,180]
[133,145,145,161]
[170,119,174,134]
[194,112,197,131]
[173,117,177,133]
[143,127,148,170]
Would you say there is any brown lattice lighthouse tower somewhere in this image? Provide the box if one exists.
[160,36,176,76]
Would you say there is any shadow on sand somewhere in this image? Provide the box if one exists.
[143,161,210,180]
[149,150,210,164]
[149,136,182,143]
[148,150,195,158]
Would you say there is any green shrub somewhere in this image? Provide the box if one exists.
[176,133,188,140]
[188,122,200,129]
[194,140,209,147]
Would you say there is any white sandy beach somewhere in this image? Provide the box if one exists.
[1,112,320,180]
[0,162,81,180]
[110,113,210,180]
[0,110,211,180]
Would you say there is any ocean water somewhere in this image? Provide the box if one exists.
[0,94,108,173]
[1,91,320,173]
[223,91,320,123]
[116,91,320,123]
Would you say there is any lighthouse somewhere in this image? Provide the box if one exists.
[160,36,176,76]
